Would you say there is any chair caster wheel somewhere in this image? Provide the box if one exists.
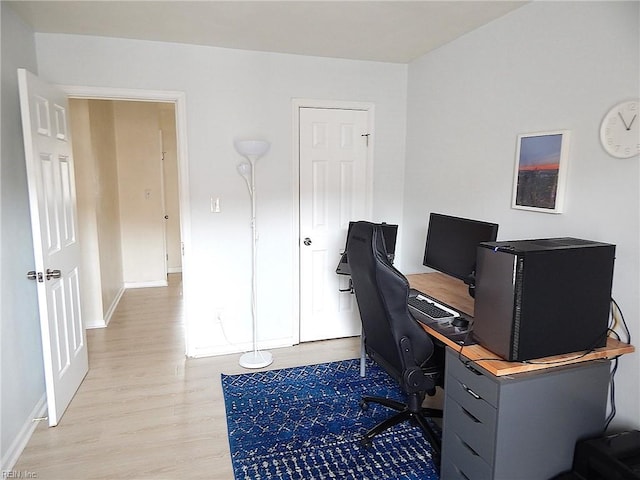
[360,436,372,448]
[359,399,369,411]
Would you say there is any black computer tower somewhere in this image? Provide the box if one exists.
[473,238,615,361]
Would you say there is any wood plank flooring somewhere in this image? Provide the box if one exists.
[14,274,360,479]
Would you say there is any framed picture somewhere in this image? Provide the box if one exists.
[512,130,570,214]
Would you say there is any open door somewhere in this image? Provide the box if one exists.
[18,68,88,426]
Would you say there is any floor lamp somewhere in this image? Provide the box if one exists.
[235,139,273,369]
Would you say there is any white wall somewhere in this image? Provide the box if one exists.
[69,99,107,328]
[69,99,125,328]
[113,101,167,287]
[0,4,45,469]
[403,1,639,430]
[89,100,125,319]
[33,34,409,356]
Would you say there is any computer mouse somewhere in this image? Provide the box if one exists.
[451,317,470,329]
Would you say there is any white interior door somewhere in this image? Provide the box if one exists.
[18,69,88,426]
[299,107,370,342]
[159,130,169,277]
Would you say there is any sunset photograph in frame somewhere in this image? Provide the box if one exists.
[512,130,570,213]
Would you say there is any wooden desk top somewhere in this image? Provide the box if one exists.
[407,272,635,376]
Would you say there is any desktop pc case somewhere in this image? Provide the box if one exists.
[473,238,615,361]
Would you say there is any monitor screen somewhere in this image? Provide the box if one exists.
[344,221,398,256]
[380,223,398,257]
[423,213,498,283]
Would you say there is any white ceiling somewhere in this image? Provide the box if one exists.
[8,1,527,63]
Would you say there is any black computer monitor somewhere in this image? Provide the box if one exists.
[336,221,398,275]
[379,223,398,258]
[346,221,398,257]
[423,213,498,286]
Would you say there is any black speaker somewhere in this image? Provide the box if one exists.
[472,238,615,361]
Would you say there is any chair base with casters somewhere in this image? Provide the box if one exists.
[359,391,443,464]
[346,221,446,470]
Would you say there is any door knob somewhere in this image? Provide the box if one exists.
[27,271,44,282]
[46,269,62,280]
[303,237,312,246]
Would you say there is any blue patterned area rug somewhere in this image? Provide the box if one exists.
[221,358,439,480]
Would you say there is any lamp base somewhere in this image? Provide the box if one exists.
[239,350,273,369]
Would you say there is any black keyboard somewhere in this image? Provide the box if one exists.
[408,295,454,319]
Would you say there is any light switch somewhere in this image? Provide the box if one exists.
[211,196,221,213]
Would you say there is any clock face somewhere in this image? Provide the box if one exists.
[600,100,640,159]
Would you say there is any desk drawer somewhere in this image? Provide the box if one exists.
[445,393,496,461]
[447,375,497,427]
[446,349,499,407]
[441,431,492,480]
[441,458,475,480]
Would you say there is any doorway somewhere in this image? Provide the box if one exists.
[63,87,190,345]
[69,99,182,328]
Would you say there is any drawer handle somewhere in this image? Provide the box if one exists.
[453,465,472,480]
[462,383,481,400]
[464,362,483,376]
[461,405,481,423]
[460,437,480,457]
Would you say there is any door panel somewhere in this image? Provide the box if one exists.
[299,107,369,342]
[18,68,88,426]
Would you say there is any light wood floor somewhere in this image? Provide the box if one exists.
[14,274,361,479]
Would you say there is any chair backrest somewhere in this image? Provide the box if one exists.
[347,221,435,383]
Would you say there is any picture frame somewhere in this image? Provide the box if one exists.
[511,130,570,214]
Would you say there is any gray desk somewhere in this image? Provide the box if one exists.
[407,272,634,480]
[442,349,610,479]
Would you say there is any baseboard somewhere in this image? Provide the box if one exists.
[123,280,168,289]
[187,337,295,358]
[1,394,47,472]
[84,317,107,329]
[102,286,125,328]
[167,267,182,274]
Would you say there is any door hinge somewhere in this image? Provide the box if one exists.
[361,133,370,146]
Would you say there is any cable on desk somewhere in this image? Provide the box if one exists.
[521,348,597,366]
[522,323,615,366]
[455,342,504,370]
[610,297,631,345]
[603,297,630,431]
[604,356,619,431]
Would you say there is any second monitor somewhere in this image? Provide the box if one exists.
[423,213,499,295]
[336,221,398,276]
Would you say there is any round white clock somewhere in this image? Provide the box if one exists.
[600,99,640,159]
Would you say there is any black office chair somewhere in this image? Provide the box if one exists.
[346,221,444,462]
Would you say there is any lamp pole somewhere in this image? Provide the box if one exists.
[235,140,272,369]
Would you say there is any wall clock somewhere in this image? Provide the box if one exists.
[600,99,640,159]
